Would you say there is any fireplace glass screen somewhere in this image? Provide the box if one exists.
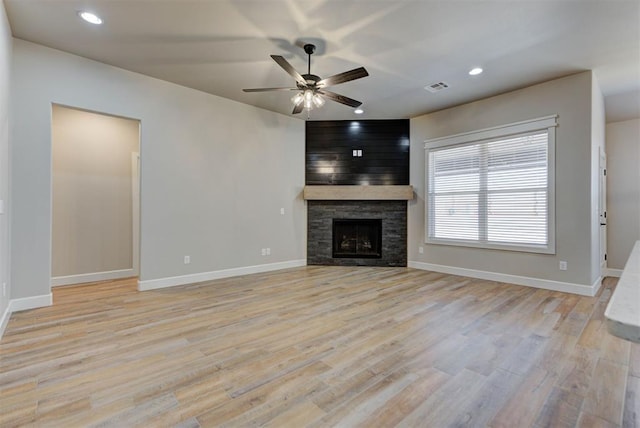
[332,219,382,258]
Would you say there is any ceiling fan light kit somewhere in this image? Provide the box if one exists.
[243,43,368,116]
[292,90,325,110]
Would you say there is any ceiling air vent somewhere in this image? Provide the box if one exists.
[424,82,450,93]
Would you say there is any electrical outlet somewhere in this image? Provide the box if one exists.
[261,248,267,256]
[280,208,285,215]
[266,248,271,255]
[184,255,191,264]
[2,282,5,297]
[559,261,567,271]
[419,246,424,254]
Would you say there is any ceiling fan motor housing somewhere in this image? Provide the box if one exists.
[300,74,321,89]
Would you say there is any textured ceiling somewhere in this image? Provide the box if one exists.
[5,0,640,121]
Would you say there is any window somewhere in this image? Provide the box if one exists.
[425,115,557,253]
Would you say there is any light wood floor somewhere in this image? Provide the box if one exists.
[1,267,638,427]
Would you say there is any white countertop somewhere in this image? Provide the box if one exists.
[605,240,640,343]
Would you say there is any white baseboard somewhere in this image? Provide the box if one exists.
[51,269,135,287]
[10,293,53,312]
[591,276,603,296]
[408,261,598,296]
[604,268,623,278]
[0,293,53,339]
[138,260,307,291]
[0,303,11,339]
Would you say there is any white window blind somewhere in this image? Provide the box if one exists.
[425,116,557,253]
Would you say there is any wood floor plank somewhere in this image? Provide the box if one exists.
[264,400,326,427]
[489,367,559,427]
[577,411,620,428]
[623,375,639,428]
[446,367,524,427]
[0,268,633,427]
[582,357,628,425]
[464,333,523,376]
[200,362,330,427]
[533,386,584,428]
[353,367,450,427]
[396,368,487,427]
[315,371,418,427]
[629,342,640,378]
[558,344,600,398]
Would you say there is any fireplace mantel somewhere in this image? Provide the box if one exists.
[303,185,414,201]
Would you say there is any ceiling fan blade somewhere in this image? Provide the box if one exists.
[292,103,304,114]
[317,90,362,108]
[271,55,307,86]
[317,67,369,88]
[243,87,298,92]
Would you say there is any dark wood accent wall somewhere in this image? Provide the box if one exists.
[306,120,410,185]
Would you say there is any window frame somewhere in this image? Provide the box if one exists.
[424,115,558,254]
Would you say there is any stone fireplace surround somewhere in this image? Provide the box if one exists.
[306,196,409,267]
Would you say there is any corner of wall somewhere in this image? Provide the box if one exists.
[590,73,606,284]
[0,0,14,332]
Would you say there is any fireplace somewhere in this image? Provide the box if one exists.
[333,219,382,259]
[307,200,407,267]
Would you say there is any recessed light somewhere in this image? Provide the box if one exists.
[78,11,103,25]
[469,67,483,76]
[354,109,364,114]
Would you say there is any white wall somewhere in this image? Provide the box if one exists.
[52,105,139,278]
[606,118,640,269]
[0,2,11,330]
[11,39,305,302]
[409,72,597,292]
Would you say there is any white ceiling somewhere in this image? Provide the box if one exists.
[5,0,640,122]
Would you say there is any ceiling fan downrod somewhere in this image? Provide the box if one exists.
[303,43,315,76]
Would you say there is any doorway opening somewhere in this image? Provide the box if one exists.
[50,104,141,287]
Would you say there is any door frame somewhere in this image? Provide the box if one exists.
[50,104,142,287]
[599,147,607,272]
[132,152,140,276]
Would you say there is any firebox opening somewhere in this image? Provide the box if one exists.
[332,219,382,259]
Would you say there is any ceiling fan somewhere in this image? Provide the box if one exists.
[243,44,369,115]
